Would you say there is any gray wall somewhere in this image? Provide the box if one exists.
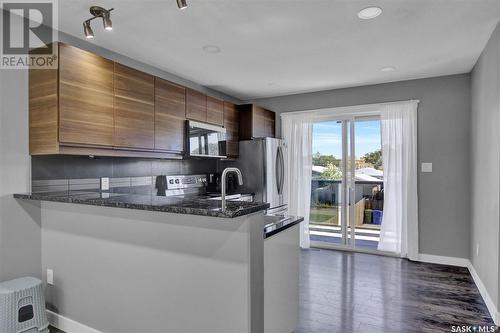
[470,21,500,310]
[249,74,472,259]
[0,21,236,282]
[0,67,42,282]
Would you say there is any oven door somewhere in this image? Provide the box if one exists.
[186,120,227,158]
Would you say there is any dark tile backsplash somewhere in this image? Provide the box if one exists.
[31,155,218,180]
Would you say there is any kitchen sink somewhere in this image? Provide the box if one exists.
[206,193,254,202]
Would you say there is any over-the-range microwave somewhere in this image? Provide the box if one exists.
[186,120,227,158]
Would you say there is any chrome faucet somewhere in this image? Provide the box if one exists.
[221,167,243,212]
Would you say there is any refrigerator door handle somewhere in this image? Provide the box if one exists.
[279,145,285,195]
[275,148,281,194]
[276,146,284,195]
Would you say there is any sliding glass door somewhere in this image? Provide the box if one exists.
[309,117,384,252]
[308,121,343,245]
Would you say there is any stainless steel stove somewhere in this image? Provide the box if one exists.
[165,174,207,190]
[155,174,254,202]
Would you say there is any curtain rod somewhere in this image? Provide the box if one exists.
[281,99,420,118]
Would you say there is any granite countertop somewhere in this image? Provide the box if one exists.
[13,191,270,218]
[263,215,304,239]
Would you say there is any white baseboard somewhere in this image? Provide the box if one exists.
[417,253,469,267]
[467,264,500,326]
[46,310,102,333]
[417,253,499,326]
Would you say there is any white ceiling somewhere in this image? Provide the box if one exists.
[57,0,500,100]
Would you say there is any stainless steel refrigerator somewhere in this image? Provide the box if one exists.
[231,138,288,215]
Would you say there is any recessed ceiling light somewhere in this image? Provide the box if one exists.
[176,0,187,10]
[381,66,396,72]
[358,6,382,20]
[202,45,221,53]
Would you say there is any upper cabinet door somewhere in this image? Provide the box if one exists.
[206,96,224,126]
[186,88,207,122]
[114,63,155,149]
[59,43,114,146]
[155,78,186,153]
[238,104,276,140]
[253,106,275,138]
[223,101,239,157]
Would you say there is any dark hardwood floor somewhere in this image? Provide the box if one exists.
[46,249,497,333]
[296,249,497,333]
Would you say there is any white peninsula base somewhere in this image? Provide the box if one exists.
[36,201,299,333]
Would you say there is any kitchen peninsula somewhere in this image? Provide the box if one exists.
[14,189,301,333]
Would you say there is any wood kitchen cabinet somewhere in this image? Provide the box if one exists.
[29,43,179,158]
[29,42,237,159]
[29,68,59,154]
[238,104,276,139]
[186,88,207,122]
[206,96,224,126]
[223,101,239,157]
[186,89,224,126]
[114,63,155,149]
[155,78,186,153]
[58,43,115,146]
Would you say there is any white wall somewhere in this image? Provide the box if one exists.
[470,20,500,311]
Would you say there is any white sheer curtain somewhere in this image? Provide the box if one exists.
[378,100,419,260]
[281,114,313,248]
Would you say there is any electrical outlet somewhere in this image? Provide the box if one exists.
[421,162,433,173]
[47,269,54,285]
[101,177,110,191]
[476,243,479,257]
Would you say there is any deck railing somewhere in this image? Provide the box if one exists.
[310,179,384,226]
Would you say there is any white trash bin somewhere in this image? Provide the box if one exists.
[0,277,49,333]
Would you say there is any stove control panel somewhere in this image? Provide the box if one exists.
[166,174,207,190]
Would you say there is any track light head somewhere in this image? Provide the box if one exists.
[83,6,113,38]
[83,20,94,39]
[176,0,187,10]
[103,11,112,30]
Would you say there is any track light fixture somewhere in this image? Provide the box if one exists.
[82,6,114,39]
[83,20,94,39]
[102,10,113,30]
[176,0,187,10]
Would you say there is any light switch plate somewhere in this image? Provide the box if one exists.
[101,177,110,191]
[421,163,433,173]
[47,269,54,285]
